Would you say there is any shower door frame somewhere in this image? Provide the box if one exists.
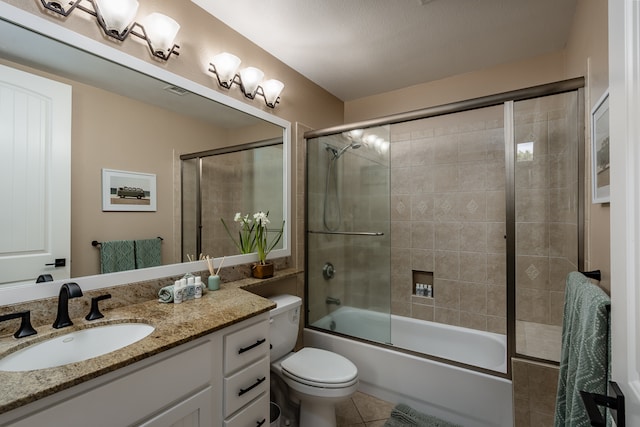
[304,78,585,379]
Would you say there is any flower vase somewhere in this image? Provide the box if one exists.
[252,262,274,279]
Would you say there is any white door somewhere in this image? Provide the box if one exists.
[0,64,71,285]
[610,0,640,425]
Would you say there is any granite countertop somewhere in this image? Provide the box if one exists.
[0,270,299,415]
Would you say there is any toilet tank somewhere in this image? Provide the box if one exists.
[269,294,302,361]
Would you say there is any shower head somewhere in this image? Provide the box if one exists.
[326,142,360,160]
[325,145,339,158]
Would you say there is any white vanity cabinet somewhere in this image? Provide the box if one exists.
[0,312,271,427]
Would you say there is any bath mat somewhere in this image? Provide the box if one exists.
[384,403,462,427]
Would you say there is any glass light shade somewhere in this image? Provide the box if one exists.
[211,53,242,88]
[142,13,180,55]
[363,134,378,146]
[94,0,139,35]
[261,79,284,107]
[346,129,364,140]
[239,67,264,98]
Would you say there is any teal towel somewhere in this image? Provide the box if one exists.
[554,271,610,427]
[158,285,174,303]
[384,404,461,427]
[100,240,135,273]
[134,238,162,269]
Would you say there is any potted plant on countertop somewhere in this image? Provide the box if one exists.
[221,211,285,278]
[252,211,285,278]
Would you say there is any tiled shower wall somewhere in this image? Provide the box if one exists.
[389,106,507,334]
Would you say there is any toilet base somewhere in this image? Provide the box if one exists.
[270,372,300,427]
[299,400,337,427]
[290,383,358,427]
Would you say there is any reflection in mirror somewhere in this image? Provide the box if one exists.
[181,139,284,260]
[0,5,291,301]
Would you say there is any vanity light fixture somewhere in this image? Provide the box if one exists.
[39,0,180,61]
[208,52,284,108]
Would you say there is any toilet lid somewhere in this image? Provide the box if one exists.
[281,347,358,385]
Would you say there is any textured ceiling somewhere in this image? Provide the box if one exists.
[192,0,578,101]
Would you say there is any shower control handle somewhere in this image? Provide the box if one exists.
[323,262,336,280]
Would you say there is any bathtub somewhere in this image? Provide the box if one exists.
[306,306,513,427]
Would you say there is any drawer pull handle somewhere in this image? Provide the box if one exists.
[256,419,266,427]
[238,338,266,354]
[239,376,266,396]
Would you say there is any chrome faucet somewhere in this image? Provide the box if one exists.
[326,296,341,306]
[53,282,83,329]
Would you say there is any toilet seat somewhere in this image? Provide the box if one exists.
[280,347,358,389]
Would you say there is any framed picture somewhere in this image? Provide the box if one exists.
[591,90,610,204]
[102,169,157,211]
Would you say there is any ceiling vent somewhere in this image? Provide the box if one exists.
[164,85,189,96]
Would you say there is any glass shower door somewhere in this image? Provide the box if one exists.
[306,126,391,344]
[513,91,581,362]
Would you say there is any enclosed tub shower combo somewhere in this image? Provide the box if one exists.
[304,79,585,426]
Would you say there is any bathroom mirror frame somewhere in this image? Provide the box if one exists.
[0,3,292,305]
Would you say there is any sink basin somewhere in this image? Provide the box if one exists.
[0,323,155,372]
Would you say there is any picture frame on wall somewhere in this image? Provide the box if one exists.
[591,90,610,204]
[102,169,157,211]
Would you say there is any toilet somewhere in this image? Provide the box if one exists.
[269,294,358,427]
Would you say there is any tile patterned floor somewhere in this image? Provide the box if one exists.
[336,391,395,427]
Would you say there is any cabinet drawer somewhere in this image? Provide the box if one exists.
[224,356,269,417]
[224,319,269,375]
[224,391,269,427]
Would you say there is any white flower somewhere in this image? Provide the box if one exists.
[253,211,270,227]
[234,212,242,222]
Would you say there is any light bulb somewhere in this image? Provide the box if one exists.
[142,13,180,56]
[211,53,242,88]
[239,67,264,98]
[94,0,139,35]
[261,79,284,107]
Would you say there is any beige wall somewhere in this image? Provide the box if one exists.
[344,51,567,123]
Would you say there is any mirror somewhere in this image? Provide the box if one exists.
[0,5,291,303]
[181,141,284,262]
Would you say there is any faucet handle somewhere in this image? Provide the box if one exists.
[85,294,112,321]
[0,311,37,338]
